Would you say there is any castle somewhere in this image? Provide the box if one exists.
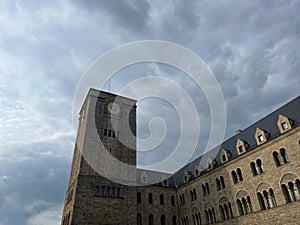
[61,88,300,225]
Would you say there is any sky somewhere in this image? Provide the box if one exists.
[0,0,300,224]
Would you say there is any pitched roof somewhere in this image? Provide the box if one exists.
[142,95,300,188]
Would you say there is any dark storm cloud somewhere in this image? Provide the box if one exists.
[76,0,150,33]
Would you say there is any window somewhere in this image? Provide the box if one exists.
[100,186,105,197]
[250,160,264,176]
[284,181,300,202]
[160,194,164,205]
[273,151,281,167]
[216,178,221,191]
[257,188,277,210]
[281,122,288,130]
[220,176,225,188]
[111,187,115,197]
[137,192,141,203]
[171,195,175,206]
[161,214,166,225]
[205,207,216,224]
[193,189,197,200]
[137,213,142,225]
[106,187,110,197]
[250,162,258,176]
[216,176,225,190]
[172,215,177,225]
[149,214,154,225]
[116,188,120,198]
[232,171,238,184]
[277,115,293,133]
[238,145,243,154]
[103,129,108,136]
[206,183,210,194]
[148,193,153,204]
[95,186,99,196]
[219,202,233,221]
[237,168,243,181]
[256,159,264,173]
[280,148,289,163]
[258,135,264,142]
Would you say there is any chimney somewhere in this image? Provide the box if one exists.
[235,129,242,134]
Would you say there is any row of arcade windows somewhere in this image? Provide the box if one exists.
[137,192,175,206]
[137,214,177,225]
[102,128,116,138]
[95,186,121,198]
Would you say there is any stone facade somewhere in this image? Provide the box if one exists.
[61,90,300,225]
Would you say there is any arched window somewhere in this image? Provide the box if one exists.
[250,162,258,176]
[190,190,194,201]
[219,205,225,221]
[160,194,164,205]
[161,214,165,225]
[231,170,238,184]
[172,215,177,225]
[193,189,197,200]
[220,176,225,188]
[171,195,175,206]
[237,199,244,216]
[273,151,281,166]
[281,184,292,203]
[206,183,210,194]
[148,193,153,204]
[182,194,185,204]
[137,213,142,225]
[247,196,253,213]
[280,148,289,163]
[256,159,264,173]
[216,178,221,191]
[149,214,154,225]
[202,184,206,196]
[288,182,296,202]
[269,188,277,207]
[257,192,266,210]
[137,192,141,203]
[237,168,243,181]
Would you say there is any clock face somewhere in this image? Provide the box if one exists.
[107,103,120,115]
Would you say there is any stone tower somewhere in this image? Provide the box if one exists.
[61,88,137,225]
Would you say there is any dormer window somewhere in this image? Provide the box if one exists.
[140,171,148,184]
[220,148,231,163]
[183,171,190,183]
[281,122,288,130]
[277,115,293,133]
[236,139,248,155]
[255,128,269,145]
[194,165,201,177]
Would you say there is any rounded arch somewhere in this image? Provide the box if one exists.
[280,172,298,184]
[219,196,229,204]
[236,190,249,199]
[204,201,214,209]
[191,207,199,214]
[256,182,271,193]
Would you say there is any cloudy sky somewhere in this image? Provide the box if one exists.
[1,0,300,224]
